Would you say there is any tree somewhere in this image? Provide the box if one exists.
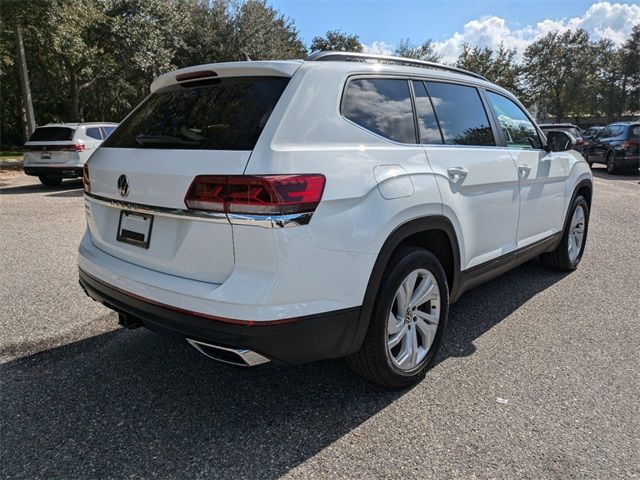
[0,0,309,148]
[620,24,640,114]
[233,0,307,60]
[523,29,593,122]
[588,38,623,122]
[393,39,440,62]
[310,30,362,53]
[456,43,523,97]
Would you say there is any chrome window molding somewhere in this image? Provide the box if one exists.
[84,192,312,228]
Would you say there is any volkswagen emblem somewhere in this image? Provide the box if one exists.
[117,174,129,198]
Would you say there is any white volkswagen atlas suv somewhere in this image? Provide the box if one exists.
[24,122,117,186]
[78,52,593,388]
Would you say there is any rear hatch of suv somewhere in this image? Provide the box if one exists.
[24,126,82,165]
[83,63,298,284]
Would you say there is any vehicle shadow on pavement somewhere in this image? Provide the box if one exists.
[439,261,568,363]
[0,328,401,479]
[0,179,83,195]
[1,261,567,479]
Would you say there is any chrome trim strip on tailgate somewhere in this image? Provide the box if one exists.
[84,192,312,228]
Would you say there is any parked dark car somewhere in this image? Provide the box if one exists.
[585,122,640,174]
[539,123,585,156]
[581,126,603,161]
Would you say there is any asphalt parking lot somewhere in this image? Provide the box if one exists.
[1,168,639,479]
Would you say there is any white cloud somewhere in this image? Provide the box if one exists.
[363,2,640,63]
[361,41,393,55]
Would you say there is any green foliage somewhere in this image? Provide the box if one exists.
[0,0,307,147]
[310,30,362,53]
[456,43,522,96]
[523,29,594,121]
[1,1,638,149]
[394,39,440,62]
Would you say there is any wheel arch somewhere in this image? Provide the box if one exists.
[559,178,593,248]
[348,215,462,354]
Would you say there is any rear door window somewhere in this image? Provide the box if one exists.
[425,82,495,146]
[86,127,103,140]
[486,91,540,148]
[29,127,75,142]
[103,76,289,150]
[342,78,417,144]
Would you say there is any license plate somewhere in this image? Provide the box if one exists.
[117,211,153,249]
[41,151,51,160]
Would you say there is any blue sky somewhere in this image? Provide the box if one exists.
[269,0,640,61]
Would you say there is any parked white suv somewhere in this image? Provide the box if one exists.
[24,122,117,186]
[78,53,592,388]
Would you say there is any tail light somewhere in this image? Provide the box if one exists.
[185,175,326,215]
[61,144,86,152]
[620,139,638,150]
[575,138,584,145]
[82,164,90,193]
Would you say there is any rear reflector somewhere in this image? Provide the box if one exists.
[185,175,326,215]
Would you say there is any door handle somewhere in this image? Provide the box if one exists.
[518,164,532,177]
[447,167,469,182]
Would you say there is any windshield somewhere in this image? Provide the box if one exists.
[103,76,289,151]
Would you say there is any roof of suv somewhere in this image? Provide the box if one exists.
[150,58,510,98]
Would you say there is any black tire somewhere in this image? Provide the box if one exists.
[540,195,589,271]
[39,175,63,187]
[346,247,449,388]
[606,152,618,175]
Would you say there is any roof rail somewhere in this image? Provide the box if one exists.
[306,51,488,81]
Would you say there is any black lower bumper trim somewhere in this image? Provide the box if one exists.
[24,166,82,178]
[79,269,361,365]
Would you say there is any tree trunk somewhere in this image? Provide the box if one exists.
[69,68,81,122]
[14,19,36,141]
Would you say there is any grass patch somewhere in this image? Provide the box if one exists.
[0,151,23,160]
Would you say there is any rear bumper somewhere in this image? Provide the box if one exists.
[24,166,83,178]
[79,268,361,365]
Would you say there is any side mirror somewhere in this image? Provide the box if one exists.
[545,130,576,152]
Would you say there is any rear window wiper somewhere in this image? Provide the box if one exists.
[135,134,201,146]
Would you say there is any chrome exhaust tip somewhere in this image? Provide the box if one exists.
[187,339,270,367]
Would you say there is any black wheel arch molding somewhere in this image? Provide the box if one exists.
[348,215,462,355]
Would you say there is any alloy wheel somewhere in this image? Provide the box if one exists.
[568,205,586,263]
[386,268,441,371]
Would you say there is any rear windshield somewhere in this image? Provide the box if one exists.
[29,127,75,142]
[103,76,289,150]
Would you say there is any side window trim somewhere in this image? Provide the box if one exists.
[411,80,445,145]
[407,79,421,145]
[478,88,507,148]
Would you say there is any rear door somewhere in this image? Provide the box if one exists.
[590,125,617,162]
[417,80,520,270]
[84,74,292,284]
[485,91,568,247]
[24,126,79,165]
